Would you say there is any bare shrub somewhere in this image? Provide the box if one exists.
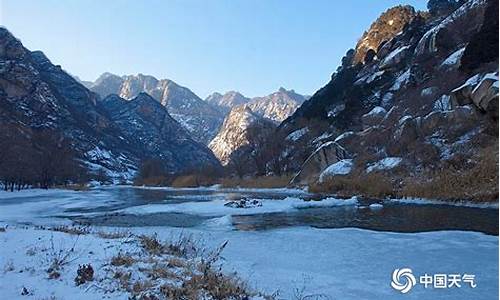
[45,236,81,279]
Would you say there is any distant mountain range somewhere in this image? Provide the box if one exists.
[206,88,308,122]
[0,27,220,179]
[88,73,224,144]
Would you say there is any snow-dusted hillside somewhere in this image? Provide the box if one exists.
[207,88,307,123]
[280,0,498,188]
[208,105,274,165]
[0,28,220,179]
[91,73,224,144]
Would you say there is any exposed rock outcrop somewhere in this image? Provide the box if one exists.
[279,0,498,186]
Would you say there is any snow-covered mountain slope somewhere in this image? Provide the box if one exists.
[91,73,224,144]
[279,0,498,184]
[0,28,219,178]
[207,88,307,164]
[99,93,220,171]
[208,105,274,165]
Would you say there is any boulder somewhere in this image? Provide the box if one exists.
[379,45,411,70]
[318,159,354,183]
[450,74,482,106]
[421,111,447,135]
[361,106,387,129]
[470,73,499,115]
[393,116,419,146]
[291,141,351,184]
[433,95,452,111]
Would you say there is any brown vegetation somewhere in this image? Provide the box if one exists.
[401,146,499,202]
[221,175,292,189]
[310,146,498,203]
[310,172,395,198]
[0,126,87,191]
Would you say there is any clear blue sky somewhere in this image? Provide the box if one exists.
[0,0,426,98]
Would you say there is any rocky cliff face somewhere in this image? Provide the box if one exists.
[205,91,250,114]
[247,88,307,122]
[0,28,220,178]
[207,88,307,164]
[91,73,224,144]
[207,88,307,123]
[280,0,498,185]
[353,5,418,64]
[208,105,274,165]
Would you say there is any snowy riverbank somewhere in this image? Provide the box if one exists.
[0,187,498,299]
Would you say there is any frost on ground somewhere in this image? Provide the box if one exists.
[0,226,264,300]
[0,224,497,300]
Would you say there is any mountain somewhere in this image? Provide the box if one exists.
[207,88,307,123]
[277,0,498,190]
[206,88,307,164]
[247,87,308,122]
[71,75,93,89]
[208,105,275,165]
[99,93,219,171]
[205,91,250,113]
[0,27,220,180]
[90,73,224,144]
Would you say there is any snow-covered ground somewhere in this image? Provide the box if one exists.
[0,187,498,299]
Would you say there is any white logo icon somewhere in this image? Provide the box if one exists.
[391,268,417,294]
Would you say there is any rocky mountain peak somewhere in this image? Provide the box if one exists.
[209,104,273,165]
[353,5,417,64]
[89,73,224,144]
[205,90,250,113]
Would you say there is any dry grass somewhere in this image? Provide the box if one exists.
[138,233,200,258]
[310,171,395,198]
[311,145,498,203]
[170,175,200,188]
[96,230,128,239]
[135,176,171,187]
[401,146,499,202]
[111,252,136,267]
[221,175,292,189]
[138,235,165,256]
[49,225,90,235]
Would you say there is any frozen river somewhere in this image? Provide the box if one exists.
[0,186,498,299]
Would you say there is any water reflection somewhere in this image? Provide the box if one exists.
[68,187,498,236]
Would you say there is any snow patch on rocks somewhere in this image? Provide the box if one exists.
[366,157,402,173]
[286,127,309,141]
[319,159,354,182]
